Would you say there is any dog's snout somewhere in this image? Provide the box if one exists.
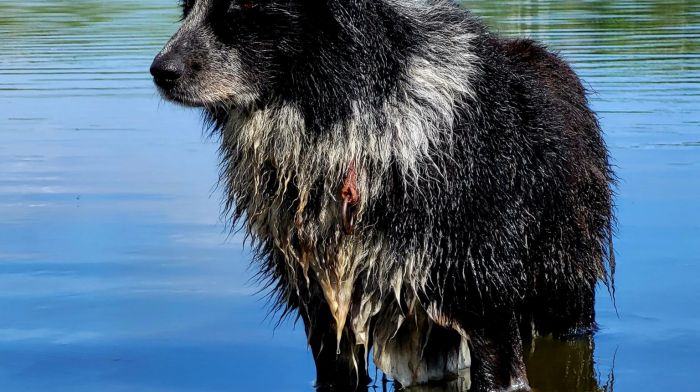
[150,53,185,88]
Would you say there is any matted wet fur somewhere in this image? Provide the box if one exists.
[150,1,615,391]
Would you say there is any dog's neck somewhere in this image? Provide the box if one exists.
[210,10,481,248]
[209,6,484,355]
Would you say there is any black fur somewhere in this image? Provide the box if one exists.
[152,1,615,391]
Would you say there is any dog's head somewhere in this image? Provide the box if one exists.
[151,0,312,107]
[151,0,415,115]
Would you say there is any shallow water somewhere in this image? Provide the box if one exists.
[1,1,698,391]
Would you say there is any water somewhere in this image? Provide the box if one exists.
[0,1,698,391]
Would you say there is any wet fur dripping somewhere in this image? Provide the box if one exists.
[151,1,615,391]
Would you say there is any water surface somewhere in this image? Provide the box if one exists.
[1,1,699,391]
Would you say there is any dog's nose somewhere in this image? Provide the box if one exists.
[150,54,185,88]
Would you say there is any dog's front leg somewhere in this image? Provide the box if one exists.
[299,293,370,392]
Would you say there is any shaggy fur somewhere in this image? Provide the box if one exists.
[151,1,615,391]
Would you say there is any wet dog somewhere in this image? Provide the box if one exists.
[151,1,615,391]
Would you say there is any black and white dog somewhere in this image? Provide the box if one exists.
[151,1,615,391]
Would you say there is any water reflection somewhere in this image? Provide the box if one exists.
[365,336,614,392]
[525,336,614,392]
[1,0,699,391]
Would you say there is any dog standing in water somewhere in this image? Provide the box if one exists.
[151,1,615,390]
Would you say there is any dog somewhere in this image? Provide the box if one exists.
[151,1,615,391]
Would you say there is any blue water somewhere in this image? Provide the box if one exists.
[1,1,699,391]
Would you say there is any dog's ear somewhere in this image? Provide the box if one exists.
[295,0,368,37]
[312,0,364,11]
[311,0,366,21]
[297,0,346,24]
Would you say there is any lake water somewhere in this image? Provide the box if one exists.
[1,1,698,391]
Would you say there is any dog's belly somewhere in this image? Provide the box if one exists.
[373,302,471,387]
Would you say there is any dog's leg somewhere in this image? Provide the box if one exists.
[299,296,370,392]
[466,313,531,392]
